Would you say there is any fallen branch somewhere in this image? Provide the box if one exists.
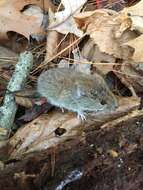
[0,51,33,140]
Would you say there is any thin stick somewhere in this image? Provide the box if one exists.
[0,51,33,139]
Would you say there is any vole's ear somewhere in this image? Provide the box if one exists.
[72,86,86,99]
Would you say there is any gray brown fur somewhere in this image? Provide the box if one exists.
[37,68,118,119]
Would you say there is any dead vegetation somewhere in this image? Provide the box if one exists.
[0,0,143,189]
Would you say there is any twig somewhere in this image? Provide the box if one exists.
[0,51,33,140]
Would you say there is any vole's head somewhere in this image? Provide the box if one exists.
[90,73,118,111]
[97,84,118,111]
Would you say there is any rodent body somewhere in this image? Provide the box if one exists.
[37,68,118,119]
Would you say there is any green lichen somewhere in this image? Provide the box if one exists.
[0,51,33,139]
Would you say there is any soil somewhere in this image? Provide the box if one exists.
[0,116,143,190]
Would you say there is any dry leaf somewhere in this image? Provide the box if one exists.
[9,111,82,159]
[81,38,116,64]
[115,62,143,93]
[75,9,134,59]
[125,35,143,62]
[0,46,17,66]
[0,0,53,40]
[129,15,143,33]
[9,95,140,159]
[121,0,143,33]
[15,96,33,108]
[81,38,116,74]
[45,30,59,62]
[122,0,143,17]
[49,0,87,36]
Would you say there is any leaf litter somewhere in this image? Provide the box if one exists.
[0,0,143,190]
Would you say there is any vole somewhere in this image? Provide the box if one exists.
[37,68,118,119]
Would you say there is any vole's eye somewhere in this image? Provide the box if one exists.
[101,100,106,105]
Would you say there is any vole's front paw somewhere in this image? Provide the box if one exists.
[77,111,87,121]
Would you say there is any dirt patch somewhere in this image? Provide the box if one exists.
[0,117,143,190]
